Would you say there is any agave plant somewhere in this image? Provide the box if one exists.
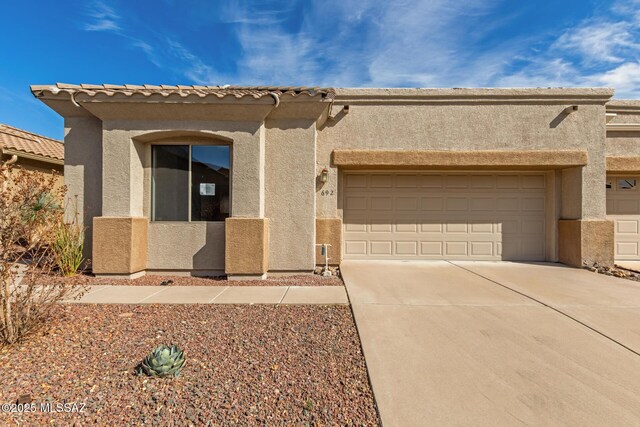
[137,345,186,378]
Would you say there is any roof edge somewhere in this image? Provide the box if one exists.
[333,87,614,103]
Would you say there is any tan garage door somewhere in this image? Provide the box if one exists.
[607,176,640,260]
[342,172,546,260]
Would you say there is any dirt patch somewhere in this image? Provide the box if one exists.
[43,273,344,287]
[0,304,379,425]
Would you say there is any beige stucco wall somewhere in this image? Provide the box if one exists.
[606,101,640,159]
[225,217,269,275]
[147,222,225,272]
[318,90,610,222]
[64,115,103,260]
[265,119,316,271]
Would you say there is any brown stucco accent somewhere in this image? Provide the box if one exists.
[606,157,640,172]
[316,218,342,265]
[558,219,614,267]
[92,217,148,274]
[225,218,269,275]
[332,150,589,170]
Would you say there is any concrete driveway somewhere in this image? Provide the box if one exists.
[341,261,640,426]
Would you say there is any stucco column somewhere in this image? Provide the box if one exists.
[558,114,614,267]
[63,115,103,261]
[101,127,144,217]
[229,126,265,217]
[93,126,148,277]
[225,123,269,278]
[265,119,317,271]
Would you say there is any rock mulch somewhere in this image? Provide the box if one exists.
[584,263,640,281]
[0,304,379,426]
[43,272,344,287]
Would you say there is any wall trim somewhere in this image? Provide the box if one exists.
[607,123,640,132]
[332,150,588,170]
[606,157,640,172]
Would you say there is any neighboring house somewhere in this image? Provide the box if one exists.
[28,83,640,279]
[0,123,64,185]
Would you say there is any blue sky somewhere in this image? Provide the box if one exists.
[1,0,639,140]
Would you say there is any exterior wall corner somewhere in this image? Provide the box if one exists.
[92,216,148,274]
[558,219,614,267]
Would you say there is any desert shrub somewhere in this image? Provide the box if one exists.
[0,161,86,345]
[51,197,86,276]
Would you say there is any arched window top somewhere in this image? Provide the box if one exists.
[134,130,232,145]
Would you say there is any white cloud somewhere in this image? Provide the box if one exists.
[553,21,639,64]
[74,0,640,99]
[83,1,121,32]
[587,62,640,97]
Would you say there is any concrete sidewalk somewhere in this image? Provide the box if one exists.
[63,285,348,305]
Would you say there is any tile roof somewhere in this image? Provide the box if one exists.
[0,124,64,162]
[31,83,336,100]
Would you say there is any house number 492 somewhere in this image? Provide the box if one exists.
[320,189,334,196]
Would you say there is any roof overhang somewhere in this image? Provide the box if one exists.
[30,84,335,122]
[1,148,64,165]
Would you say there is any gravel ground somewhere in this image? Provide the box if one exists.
[43,273,344,287]
[0,304,378,426]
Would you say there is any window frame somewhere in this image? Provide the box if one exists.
[151,143,231,223]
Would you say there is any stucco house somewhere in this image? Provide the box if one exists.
[0,123,64,185]
[29,83,640,279]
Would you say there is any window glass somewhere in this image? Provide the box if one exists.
[191,146,231,221]
[618,178,637,190]
[606,180,613,190]
[152,145,189,221]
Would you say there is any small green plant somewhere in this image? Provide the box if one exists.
[51,197,85,276]
[137,345,186,378]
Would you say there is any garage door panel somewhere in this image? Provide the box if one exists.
[617,220,639,234]
[470,198,494,211]
[370,241,393,255]
[471,242,494,256]
[471,175,494,188]
[396,241,418,255]
[420,241,443,256]
[522,175,546,189]
[607,175,640,260]
[446,198,469,211]
[496,175,520,188]
[523,197,545,212]
[371,197,393,210]
[496,198,520,211]
[396,197,419,210]
[344,240,367,256]
[396,223,418,233]
[396,175,419,188]
[343,172,546,261]
[345,196,367,210]
[421,197,444,211]
[345,174,368,188]
[370,174,393,188]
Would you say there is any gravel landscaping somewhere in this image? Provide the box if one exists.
[585,263,640,282]
[0,304,379,426]
[43,272,344,287]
